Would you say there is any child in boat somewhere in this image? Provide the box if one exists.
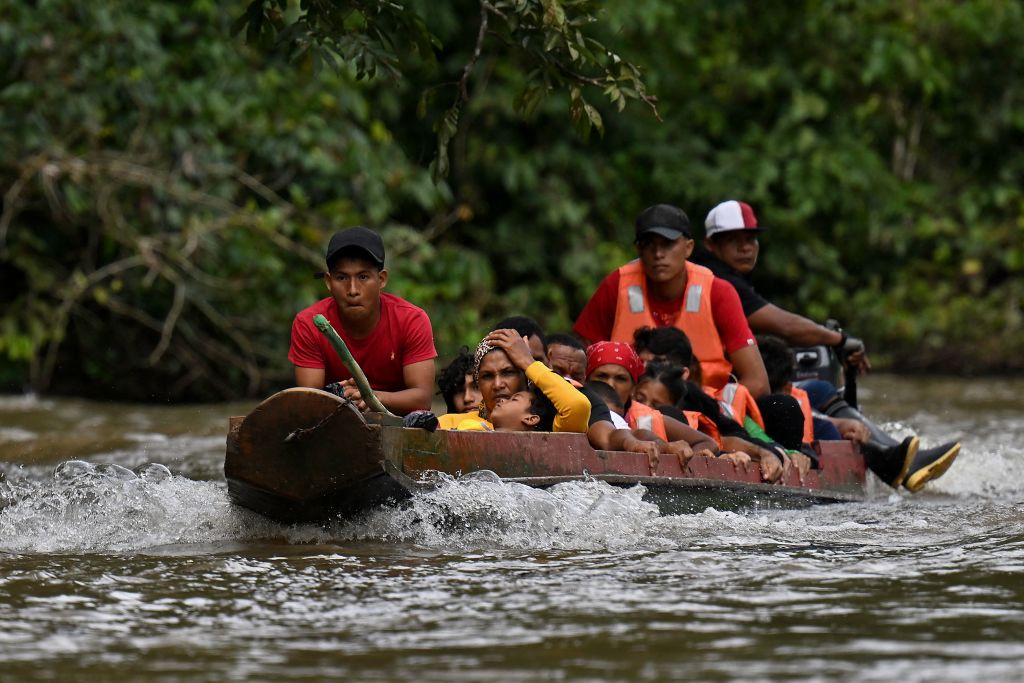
[583,380,630,429]
[457,386,558,432]
[584,341,721,466]
[453,328,591,432]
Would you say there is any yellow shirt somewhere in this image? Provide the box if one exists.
[524,361,590,433]
[439,362,590,433]
[438,409,479,430]
[456,418,493,431]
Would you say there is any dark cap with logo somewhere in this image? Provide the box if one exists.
[325,226,385,270]
[634,204,692,242]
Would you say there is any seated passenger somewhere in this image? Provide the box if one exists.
[632,361,799,478]
[633,325,764,429]
[584,380,630,429]
[440,328,590,433]
[631,326,811,473]
[545,333,587,384]
[484,317,661,460]
[458,386,558,432]
[584,341,720,465]
[756,334,955,492]
[437,346,483,413]
[289,226,436,415]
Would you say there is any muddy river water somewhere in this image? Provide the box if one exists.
[1,375,1022,681]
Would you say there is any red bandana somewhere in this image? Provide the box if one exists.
[585,341,645,383]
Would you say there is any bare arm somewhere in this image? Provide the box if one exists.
[371,359,435,415]
[748,304,870,372]
[748,303,842,347]
[588,422,660,470]
[341,359,435,416]
[663,416,718,456]
[295,366,326,389]
[721,435,784,482]
[726,344,770,398]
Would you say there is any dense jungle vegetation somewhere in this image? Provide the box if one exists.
[2,0,1023,401]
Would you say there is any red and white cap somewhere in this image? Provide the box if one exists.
[704,200,765,239]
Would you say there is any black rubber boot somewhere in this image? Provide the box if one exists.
[860,436,919,489]
[903,441,961,493]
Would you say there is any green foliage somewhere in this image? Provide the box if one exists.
[0,1,448,399]
[3,0,1024,401]
[233,0,659,177]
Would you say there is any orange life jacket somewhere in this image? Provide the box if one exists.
[683,409,723,447]
[627,400,722,447]
[626,400,668,440]
[787,385,816,444]
[708,381,765,429]
[610,260,732,389]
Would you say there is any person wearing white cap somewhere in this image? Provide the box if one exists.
[699,199,868,368]
[696,200,960,492]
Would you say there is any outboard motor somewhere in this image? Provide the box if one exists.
[790,319,858,409]
[792,344,843,386]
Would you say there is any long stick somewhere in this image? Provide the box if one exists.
[313,314,397,417]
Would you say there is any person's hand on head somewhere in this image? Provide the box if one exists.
[484,329,536,370]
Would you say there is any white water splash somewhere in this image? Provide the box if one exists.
[326,471,666,551]
[877,418,1024,498]
[0,461,271,553]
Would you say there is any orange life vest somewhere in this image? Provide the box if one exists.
[708,381,765,429]
[626,400,668,440]
[684,409,723,447]
[627,401,722,447]
[787,385,816,444]
[610,260,733,389]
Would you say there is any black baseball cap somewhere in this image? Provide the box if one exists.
[325,226,385,270]
[634,204,692,242]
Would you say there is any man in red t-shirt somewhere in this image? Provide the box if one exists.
[288,226,437,415]
[574,204,769,398]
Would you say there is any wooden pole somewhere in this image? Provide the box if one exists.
[312,314,398,417]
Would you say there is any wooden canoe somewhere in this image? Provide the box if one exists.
[224,387,868,524]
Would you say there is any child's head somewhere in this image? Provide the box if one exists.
[633,362,689,408]
[584,380,625,417]
[488,387,556,431]
[633,326,693,367]
[756,334,795,394]
[438,346,481,413]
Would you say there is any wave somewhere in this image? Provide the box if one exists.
[1,431,1019,554]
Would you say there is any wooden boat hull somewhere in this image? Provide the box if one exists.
[225,388,867,524]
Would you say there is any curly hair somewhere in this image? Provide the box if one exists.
[437,346,475,413]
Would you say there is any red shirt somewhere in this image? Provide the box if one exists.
[573,268,755,352]
[288,293,437,391]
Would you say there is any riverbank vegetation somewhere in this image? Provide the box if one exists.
[2,1,1023,401]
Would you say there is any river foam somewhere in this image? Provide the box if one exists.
[0,427,1017,555]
